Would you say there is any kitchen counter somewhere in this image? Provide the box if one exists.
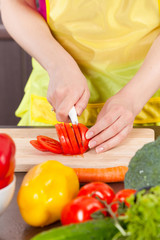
[0,126,159,240]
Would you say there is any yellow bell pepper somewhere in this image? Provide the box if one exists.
[17,160,79,227]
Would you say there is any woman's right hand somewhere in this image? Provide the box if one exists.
[1,0,90,123]
[47,53,90,122]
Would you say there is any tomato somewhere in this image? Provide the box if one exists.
[72,124,84,154]
[55,124,70,154]
[64,123,80,154]
[111,189,136,213]
[78,182,115,204]
[61,124,74,154]
[0,134,16,189]
[30,140,48,152]
[78,123,89,152]
[30,123,89,155]
[37,135,63,154]
[61,196,105,225]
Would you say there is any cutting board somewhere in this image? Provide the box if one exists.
[0,128,154,172]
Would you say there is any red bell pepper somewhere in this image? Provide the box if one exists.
[0,134,16,189]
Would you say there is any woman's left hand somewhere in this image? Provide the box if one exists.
[86,93,136,153]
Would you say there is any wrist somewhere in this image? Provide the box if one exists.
[46,48,75,78]
[117,82,145,117]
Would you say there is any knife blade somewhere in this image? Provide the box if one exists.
[69,106,78,125]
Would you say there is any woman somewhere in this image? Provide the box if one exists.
[1,0,160,153]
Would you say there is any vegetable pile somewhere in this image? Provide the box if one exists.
[32,185,160,240]
[125,136,160,190]
[30,123,89,155]
[0,133,16,189]
[31,180,136,240]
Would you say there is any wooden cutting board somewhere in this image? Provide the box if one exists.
[0,128,154,172]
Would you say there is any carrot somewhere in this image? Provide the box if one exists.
[73,166,128,183]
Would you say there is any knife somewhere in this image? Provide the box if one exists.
[69,106,78,125]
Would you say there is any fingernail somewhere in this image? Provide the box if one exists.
[86,131,94,139]
[89,140,96,148]
[96,147,104,153]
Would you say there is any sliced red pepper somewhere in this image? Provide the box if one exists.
[61,124,74,155]
[55,124,69,154]
[30,140,48,152]
[64,123,80,154]
[78,123,89,152]
[72,124,84,154]
[37,135,63,154]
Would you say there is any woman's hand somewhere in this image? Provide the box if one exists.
[1,0,90,123]
[86,92,136,153]
[86,34,160,153]
[47,54,90,122]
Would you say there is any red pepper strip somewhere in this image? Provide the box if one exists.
[72,124,84,154]
[30,140,48,152]
[55,124,69,154]
[37,135,63,154]
[61,124,74,155]
[78,123,89,152]
[64,123,80,154]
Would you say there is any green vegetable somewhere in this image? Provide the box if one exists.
[124,137,160,190]
[31,218,118,240]
[123,186,160,240]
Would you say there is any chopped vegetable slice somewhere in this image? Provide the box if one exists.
[72,124,84,153]
[55,124,69,154]
[30,140,48,152]
[78,123,89,152]
[37,135,63,154]
[64,123,80,154]
[61,124,74,155]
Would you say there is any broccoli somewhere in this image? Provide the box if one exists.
[124,136,160,190]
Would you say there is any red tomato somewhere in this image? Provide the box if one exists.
[64,123,80,154]
[111,189,136,213]
[30,140,48,152]
[30,123,89,155]
[0,134,16,189]
[72,124,84,154]
[37,135,63,154]
[78,182,115,204]
[55,124,70,154]
[61,124,74,154]
[78,123,89,152]
[61,196,105,225]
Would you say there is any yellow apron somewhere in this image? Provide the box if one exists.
[16,0,160,126]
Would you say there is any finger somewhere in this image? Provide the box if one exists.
[75,89,90,116]
[56,97,75,122]
[95,124,133,153]
[86,110,121,139]
[88,115,132,149]
[47,91,56,113]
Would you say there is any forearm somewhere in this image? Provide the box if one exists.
[119,34,160,116]
[1,0,69,74]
